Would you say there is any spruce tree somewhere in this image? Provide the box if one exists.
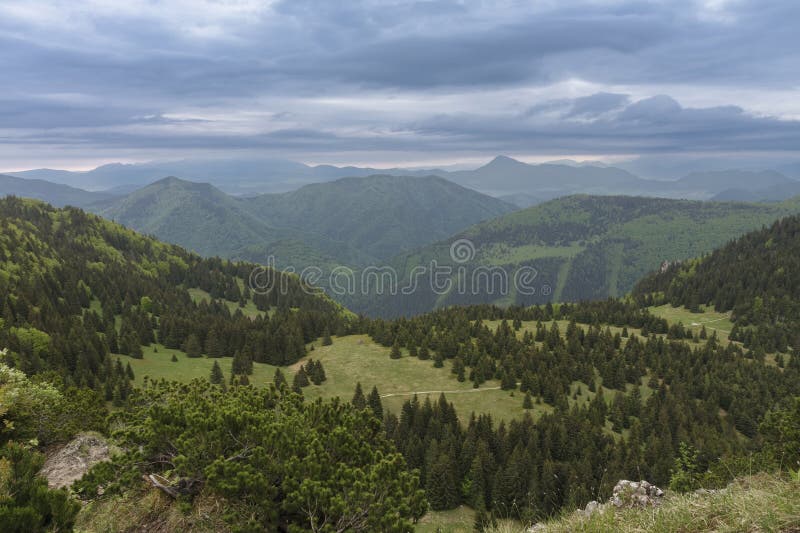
[322,328,333,346]
[185,334,202,358]
[273,368,288,390]
[523,393,533,409]
[367,386,383,419]
[433,351,444,368]
[210,361,224,385]
[352,382,367,410]
[390,342,402,359]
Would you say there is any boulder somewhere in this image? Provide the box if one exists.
[610,479,664,508]
[40,433,111,489]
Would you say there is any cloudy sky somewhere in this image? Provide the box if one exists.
[1,0,799,171]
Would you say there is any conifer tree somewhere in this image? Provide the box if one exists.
[368,386,383,419]
[185,334,202,358]
[523,392,533,409]
[273,368,287,390]
[352,382,367,410]
[390,342,402,359]
[210,361,224,385]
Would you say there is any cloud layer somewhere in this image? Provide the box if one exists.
[1,0,799,170]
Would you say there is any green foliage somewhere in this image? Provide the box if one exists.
[209,361,223,385]
[352,382,367,410]
[0,442,80,532]
[669,442,701,493]
[357,195,800,317]
[81,380,426,531]
[97,175,514,272]
[636,214,800,353]
[760,397,800,470]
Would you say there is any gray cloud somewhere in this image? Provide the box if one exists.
[0,0,799,168]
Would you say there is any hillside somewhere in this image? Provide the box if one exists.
[0,173,114,207]
[95,174,515,269]
[3,198,799,531]
[0,196,346,387]
[243,174,515,261]
[634,213,800,353]
[353,195,800,317]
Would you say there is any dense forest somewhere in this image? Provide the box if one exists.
[354,195,800,318]
[0,197,347,390]
[634,214,800,353]
[359,300,800,524]
[2,199,800,531]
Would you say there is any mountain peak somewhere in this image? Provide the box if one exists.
[478,155,531,171]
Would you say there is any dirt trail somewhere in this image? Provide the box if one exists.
[380,386,501,398]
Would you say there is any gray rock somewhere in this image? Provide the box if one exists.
[610,479,665,508]
[40,433,111,489]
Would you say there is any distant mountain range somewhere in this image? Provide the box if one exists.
[4,166,800,317]
[0,173,115,207]
[93,175,515,269]
[7,155,799,202]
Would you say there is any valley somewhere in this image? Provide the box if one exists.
[1,187,799,532]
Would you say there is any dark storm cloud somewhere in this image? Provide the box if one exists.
[0,0,799,166]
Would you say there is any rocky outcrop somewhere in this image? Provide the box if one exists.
[40,433,111,489]
[610,479,665,508]
[527,479,665,531]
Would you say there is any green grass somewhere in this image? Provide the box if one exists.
[512,472,800,533]
[416,507,522,533]
[482,243,584,266]
[416,506,475,532]
[300,335,548,424]
[187,287,266,319]
[114,343,279,387]
[648,304,735,343]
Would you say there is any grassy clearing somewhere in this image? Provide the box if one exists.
[509,472,800,533]
[482,243,584,266]
[648,304,734,344]
[114,343,279,387]
[301,335,548,424]
[187,287,266,319]
[416,507,522,533]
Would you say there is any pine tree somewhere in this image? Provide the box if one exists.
[294,367,310,388]
[185,334,202,358]
[322,328,333,346]
[171,353,178,362]
[523,393,533,410]
[352,382,367,410]
[418,343,430,360]
[367,386,383,419]
[433,351,444,368]
[210,361,224,384]
[273,368,288,390]
[390,342,402,359]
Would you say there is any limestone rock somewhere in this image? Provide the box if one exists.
[40,433,111,489]
[610,479,664,508]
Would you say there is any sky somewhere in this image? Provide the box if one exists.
[1,0,799,171]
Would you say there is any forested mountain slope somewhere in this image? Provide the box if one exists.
[96,174,515,270]
[354,195,800,317]
[635,213,800,353]
[0,196,346,390]
[243,174,515,261]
